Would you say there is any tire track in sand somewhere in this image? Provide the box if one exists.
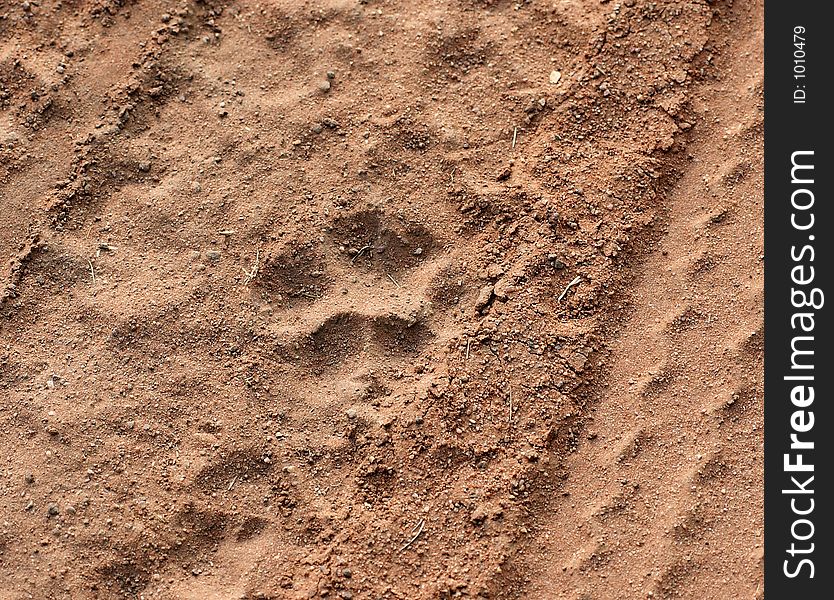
[518,2,764,598]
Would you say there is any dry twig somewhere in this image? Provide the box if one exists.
[557,276,582,302]
[399,518,425,552]
[219,230,235,247]
[243,249,260,284]
[351,244,374,264]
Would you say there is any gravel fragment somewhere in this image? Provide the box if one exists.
[474,284,494,312]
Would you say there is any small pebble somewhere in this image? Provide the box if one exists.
[47,504,59,517]
[327,70,336,80]
[474,284,495,311]
[205,250,221,263]
[318,80,331,93]
[25,473,34,484]
[346,408,357,419]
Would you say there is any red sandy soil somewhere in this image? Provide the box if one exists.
[0,0,762,598]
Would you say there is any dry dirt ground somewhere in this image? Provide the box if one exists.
[0,0,762,598]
